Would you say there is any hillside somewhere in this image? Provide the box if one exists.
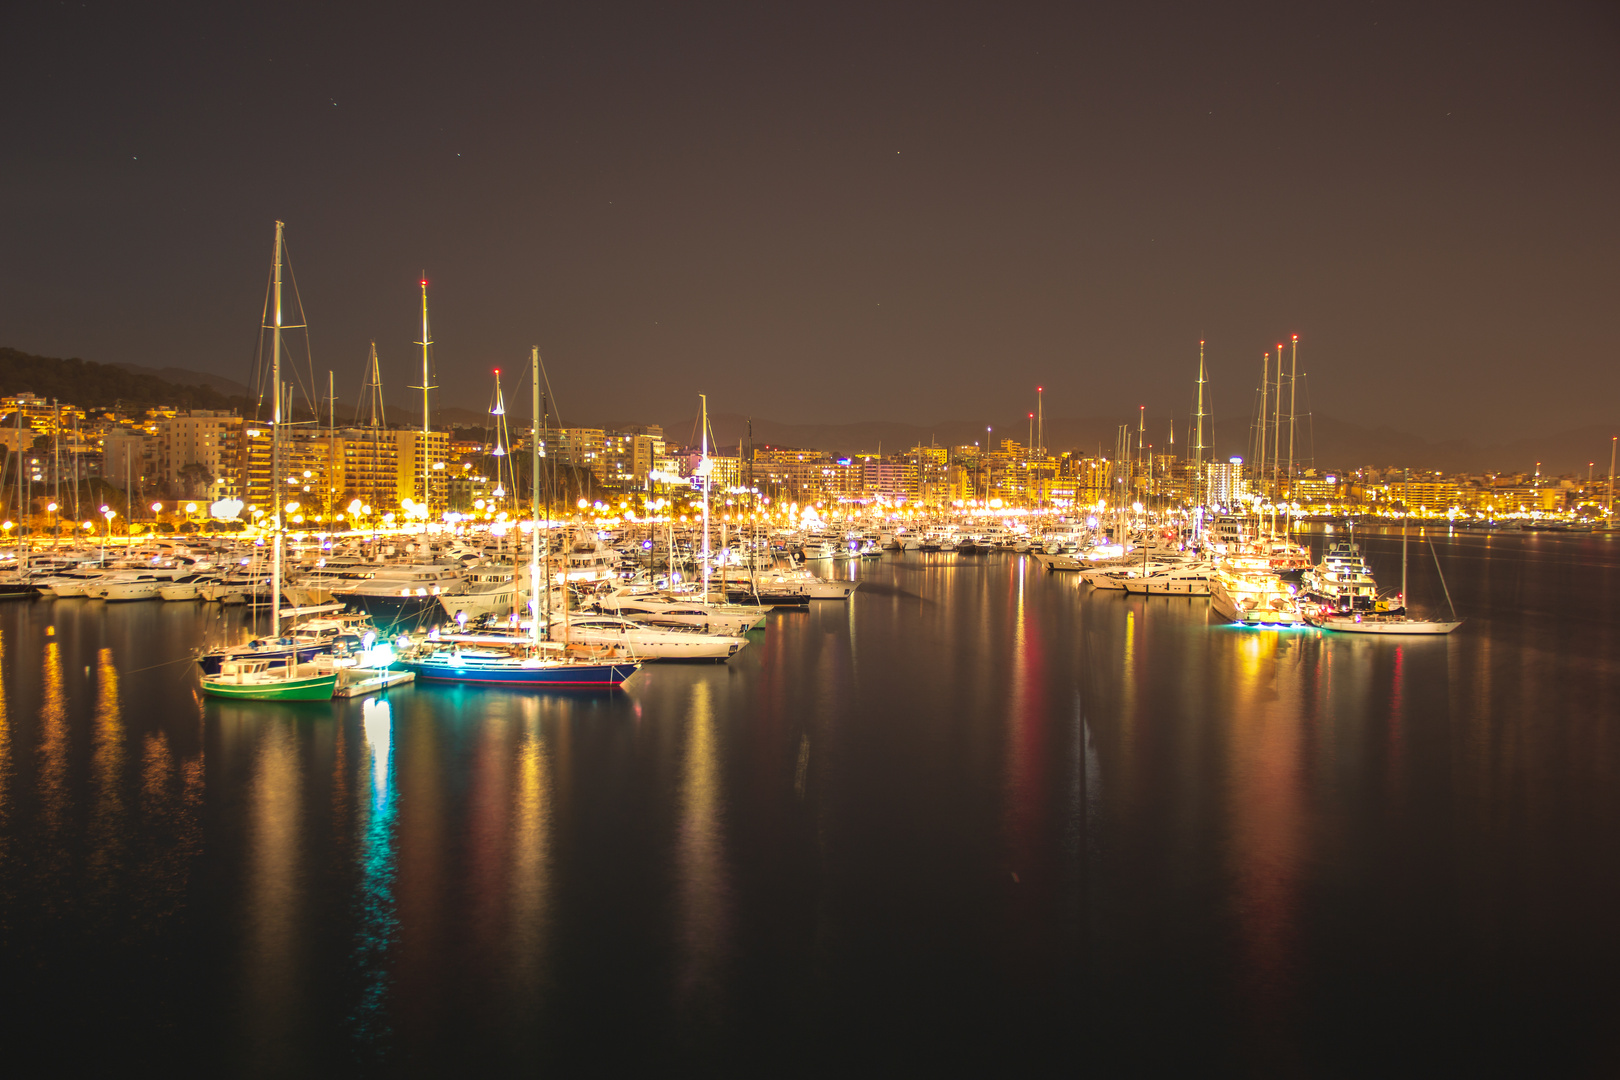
[0,347,241,412]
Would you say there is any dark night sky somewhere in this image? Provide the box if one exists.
[3,1,1616,443]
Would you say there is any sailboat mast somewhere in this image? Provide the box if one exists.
[269,220,284,630]
[531,346,541,645]
[1256,351,1268,498]
[1195,341,1207,529]
[326,369,335,520]
[700,393,711,598]
[1401,467,1409,611]
[1272,344,1284,502]
[1037,385,1044,458]
[1287,334,1298,498]
[416,277,435,525]
[1608,436,1617,522]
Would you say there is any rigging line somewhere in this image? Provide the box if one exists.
[249,264,273,421]
[121,654,199,676]
[536,351,561,429]
[1302,374,1315,468]
[280,242,321,419]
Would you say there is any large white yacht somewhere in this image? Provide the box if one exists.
[548,612,747,661]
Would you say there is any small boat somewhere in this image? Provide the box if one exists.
[196,606,369,675]
[201,657,338,701]
[0,571,36,600]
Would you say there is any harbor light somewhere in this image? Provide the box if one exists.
[151,502,162,513]
[47,502,57,512]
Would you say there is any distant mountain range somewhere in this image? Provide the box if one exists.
[0,348,241,412]
[111,362,251,399]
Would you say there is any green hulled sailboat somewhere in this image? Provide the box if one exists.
[201,220,338,703]
[202,657,339,700]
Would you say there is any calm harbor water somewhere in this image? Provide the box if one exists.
[0,529,1616,1074]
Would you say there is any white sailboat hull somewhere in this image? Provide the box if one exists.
[1309,615,1463,635]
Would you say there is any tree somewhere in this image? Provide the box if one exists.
[177,462,214,499]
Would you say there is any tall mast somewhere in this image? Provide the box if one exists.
[700,393,711,598]
[269,220,284,630]
[1287,335,1298,499]
[414,276,436,526]
[1608,435,1617,522]
[52,399,60,546]
[1036,385,1044,458]
[1272,344,1284,503]
[531,347,542,646]
[1137,404,1145,489]
[364,342,386,513]
[1401,467,1409,612]
[326,369,335,521]
[1256,351,1268,502]
[1194,341,1207,525]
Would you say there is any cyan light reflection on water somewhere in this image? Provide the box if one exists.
[352,698,399,1050]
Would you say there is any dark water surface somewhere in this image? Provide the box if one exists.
[1,530,1616,1075]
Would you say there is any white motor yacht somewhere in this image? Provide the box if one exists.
[1120,562,1216,596]
[549,612,747,661]
[1211,566,1307,626]
[594,586,766,636]
[91,568,188,601]
[35,568,110,598]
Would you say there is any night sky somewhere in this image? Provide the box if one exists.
[4,2,1616,443]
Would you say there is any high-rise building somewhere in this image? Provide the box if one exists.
[393,429,451,514]
[1206,457,1249,508]
[156,410,242,499]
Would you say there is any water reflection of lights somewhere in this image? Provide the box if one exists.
[365,699,392,794]
[510,702,552,1000]
[677,680,729,1014]
[90,648,126,894]
[38,640,68,835]
[245,719,301,1067]
[0,630,8,825]
[353,698,400,1049]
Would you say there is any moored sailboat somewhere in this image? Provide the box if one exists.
[202,221,338,702]
[1308,481,1463,635]
[395,346,641,689]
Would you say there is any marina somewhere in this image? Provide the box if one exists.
[5,3,1616,1071]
